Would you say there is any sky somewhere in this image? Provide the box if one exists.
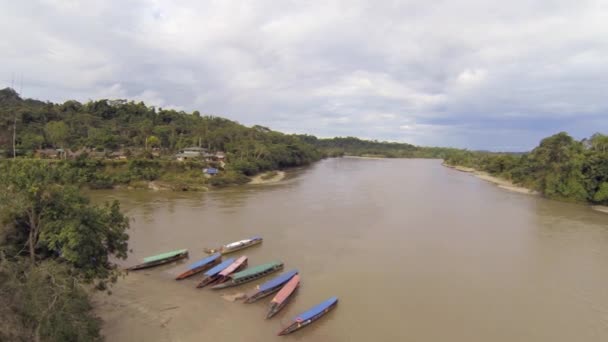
[2,0,608,151]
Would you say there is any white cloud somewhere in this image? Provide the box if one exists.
[456,69,487,86]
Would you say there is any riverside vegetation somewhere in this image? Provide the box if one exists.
[1,87,607,204]
[442,132,608,206]
[0,161,130,341]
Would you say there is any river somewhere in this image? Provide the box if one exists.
[92,158,608,342]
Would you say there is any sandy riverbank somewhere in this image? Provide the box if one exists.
[248,171,286,185]
[444,163,608,214]
[474,172,539,195]
[443,162,538,195]
[343,155,388,160]
[592,206,608,214]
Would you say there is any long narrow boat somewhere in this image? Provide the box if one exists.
[204,255,249,287]
[211,261,283,290]
[266,275,300,319]
[204,236,263,255]
[244,270,298,303]
[127,249,189,271]
[196,257,237,288]
[175,253,221,280]
[277,297,338,336]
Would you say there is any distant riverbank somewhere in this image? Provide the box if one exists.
[343,155,388,160]
[442,162,608,214]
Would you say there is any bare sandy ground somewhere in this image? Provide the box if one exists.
[592,205,608,214]
[248,171,286,185]
[443,162,537,195]
[473,172,539,195]
[444,163,608,215]
[343,155,387,160]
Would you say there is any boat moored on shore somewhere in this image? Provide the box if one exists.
[127,249,189,271]
[175,253,221,280]
[197,256,248,288]
[266,274,300,319]
[211,261,283,290]
[204,236,263,255]
[277,296,338,336]
[244,270,298,303]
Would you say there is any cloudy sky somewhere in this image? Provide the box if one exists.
[2,0,608,150]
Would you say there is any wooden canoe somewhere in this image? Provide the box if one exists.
[127,249,189,271]
[244,270,298,303]
[175,253,221,280]
[267,274,300,319]
[203,236,262,255]
[202,255,249,287]
[277,296,338,336]
[211,261,283,290]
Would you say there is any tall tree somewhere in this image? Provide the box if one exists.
[44,121,69,149]
[0,160,129,282]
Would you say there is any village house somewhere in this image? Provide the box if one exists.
[175,147,226,163]
[175,146,207,161]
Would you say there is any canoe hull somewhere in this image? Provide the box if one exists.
[244,285,282,303]
[278,298,338,336]
[127,251,189,271]
[245,271,298,303]
[211,263,283,290]
[175,257,221,280]
[267,279,300,319]
[204,237,263,255]
[197,261,247,288]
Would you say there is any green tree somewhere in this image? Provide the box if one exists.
[145,135,160,149]
[19,132,44,150]
[0,161,129,283]
[527,132,588,201]
[44,121,69,149]
[593,182,608,203]
[588,133,608,153]
[0,259,102,342]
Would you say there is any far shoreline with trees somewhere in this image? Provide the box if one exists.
[1,86,607,206]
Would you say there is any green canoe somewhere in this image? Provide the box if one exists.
[211,261,283,289]
[128,249,189,271]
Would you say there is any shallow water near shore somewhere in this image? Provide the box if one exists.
[92,158,608,342]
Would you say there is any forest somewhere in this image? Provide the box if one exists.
[0,87,322,187]
[1,87,607,204]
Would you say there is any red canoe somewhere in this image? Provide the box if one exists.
[213,256,248,284]
[267,274,300,319]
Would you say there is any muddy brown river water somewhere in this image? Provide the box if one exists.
[92,158,608,341]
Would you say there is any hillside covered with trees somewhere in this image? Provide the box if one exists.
[0,88,324,188]
[1,87,607,204]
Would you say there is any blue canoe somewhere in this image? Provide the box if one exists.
[278,296,339,335]
[245,269,298,303]
[205,258,236,277]
[175,253,221,280]
[196,257,236,288]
